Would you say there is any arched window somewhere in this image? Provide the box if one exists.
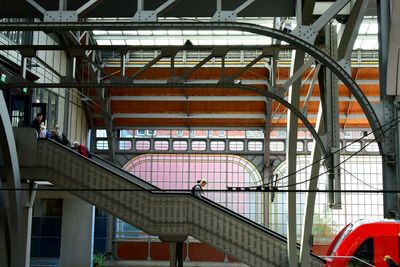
[117,154,264,239]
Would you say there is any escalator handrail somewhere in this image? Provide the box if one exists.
[38,138,159,190]
[90,153,159,190]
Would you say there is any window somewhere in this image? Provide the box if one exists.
[118,129,134,138]
[248,141,263,151]
[246,130,263,138]
[135,140,151,151]
[346,141,361,152]
[297,141,304,152]
[136,130,146,136]
[118,140,132,150]
[210,141,225,151]
[365,142,379,152]
[176,130,183,137]
[154,140,169,151]
[96,140,108,150]
[229,141,244,151]
[173,140,188,151]
[191,140,207,151]
[270,141,285,152]
[307,141,314,151]
[96,129,107,137]
[349,238,374,266]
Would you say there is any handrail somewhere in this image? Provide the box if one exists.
[39,138,159,191]
[90,153,159,190]
[321,256,374,267]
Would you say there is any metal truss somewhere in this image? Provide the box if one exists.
[0,21,383,144]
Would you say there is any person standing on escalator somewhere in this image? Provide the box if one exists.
[191,179,207,198]
[30,113,43,135]
[73,141,92,159]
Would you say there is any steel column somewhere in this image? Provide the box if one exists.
[299,103,324,267]
[22,182,37,267]
[286,50,305,267]
[324,23,341,208]
[378,0,398,219]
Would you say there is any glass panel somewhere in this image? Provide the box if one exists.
[210,141,225,151]
[346,142,362,152]
[191,140,207,151]
[118,140,132,150]
[270,141,285,152]
[96,129,107,138]
[154,140,169,151]
[135,140,151,151]
[96,140,108,150]
[172,140,188,151]
[118,129,134,138]
[248,141,263,151]
[365,142,379,152]
[307,141,314,151]
[229,141,244,151]
[349,238,374,266]
[297,141,304,152]
[227,130,245,139]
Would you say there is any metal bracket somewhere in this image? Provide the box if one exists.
[291,26,317,44]
[132,11,157,22]
[338,58,352,74]
[211,11,237,22]
[27,0,102,22]
[270,86,286,98]
[132,0,176,22]
[211,0,255,22]
[44,11,78,22]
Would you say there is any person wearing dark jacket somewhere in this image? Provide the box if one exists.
[384,255,399,267]
[50,126,70,146]
[30,113,43,134]
[191,179,207,197]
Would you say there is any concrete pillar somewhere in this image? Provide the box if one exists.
[168,242,184,267]
[21,183,37,267]
[60,196,94,267]
[160,236,186,267]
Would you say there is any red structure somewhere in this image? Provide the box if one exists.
[325,219,400,267]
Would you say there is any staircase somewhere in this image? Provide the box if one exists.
[15,128,325,267]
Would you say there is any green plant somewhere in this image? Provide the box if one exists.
[93,253,103,267]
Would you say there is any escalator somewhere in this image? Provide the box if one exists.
[15,128,325,267]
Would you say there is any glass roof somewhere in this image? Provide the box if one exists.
[91,17,378,50]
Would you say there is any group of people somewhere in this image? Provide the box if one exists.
[31,113,70,146]
[30,112,91,158]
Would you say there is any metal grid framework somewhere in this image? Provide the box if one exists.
[115,152,383,246]
[272,154,383,244]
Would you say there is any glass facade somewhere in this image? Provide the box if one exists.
[117,152,383,246]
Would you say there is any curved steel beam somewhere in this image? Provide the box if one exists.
[237,84,328,157]
[0,21,383,141]
[0,92,24,266]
